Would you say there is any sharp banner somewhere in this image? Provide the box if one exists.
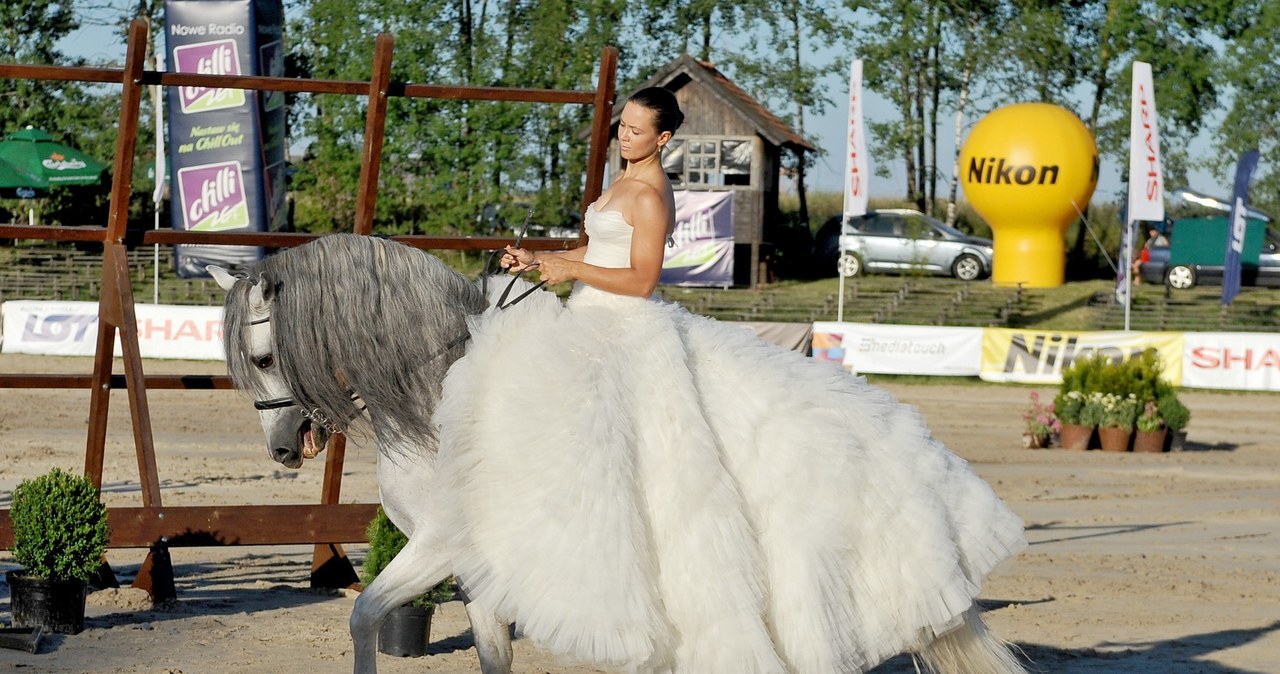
[1182,332,1280,391]
[165,0,287,278]
[980,328,1183,385]
[661,190,734,287]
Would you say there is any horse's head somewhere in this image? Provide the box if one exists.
[211,265,331,469]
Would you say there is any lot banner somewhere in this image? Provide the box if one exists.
[1182,332,1280,391]
[661,190,734,287]
[980,328,1182,384]
[812,322,982,376]
[165,0,286,278]
[1,301,224,360]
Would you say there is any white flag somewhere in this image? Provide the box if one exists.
[1127,61,1163,223]
[843,59,869,218]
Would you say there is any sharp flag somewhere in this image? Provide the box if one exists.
[1222,149,1260,306]
[843,59,869,219]
[1119,61,1164,307]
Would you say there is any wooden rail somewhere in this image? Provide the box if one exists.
[0,18,618,599]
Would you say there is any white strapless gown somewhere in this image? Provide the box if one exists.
[434,203,1026,673]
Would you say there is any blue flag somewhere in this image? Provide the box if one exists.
[1222,149,1260,306]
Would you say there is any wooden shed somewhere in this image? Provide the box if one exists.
[609,55,816,287]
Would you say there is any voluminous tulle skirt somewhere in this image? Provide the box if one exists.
[434,280,1026,674]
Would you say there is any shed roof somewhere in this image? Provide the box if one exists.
[620,54,817,153]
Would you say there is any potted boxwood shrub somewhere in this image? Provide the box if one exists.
[1156,384,1191,450]
[7,468,110,635]
[362,508,456,657]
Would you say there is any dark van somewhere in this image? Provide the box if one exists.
[1139,216,1280,289]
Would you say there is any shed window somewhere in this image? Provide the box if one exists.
[661,136,754,189]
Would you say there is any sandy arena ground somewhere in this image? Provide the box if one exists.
[0,353,1277,673]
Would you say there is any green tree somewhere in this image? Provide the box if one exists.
[1212,0,1279,217]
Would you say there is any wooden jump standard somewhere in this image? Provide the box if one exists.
[0,18,617,600]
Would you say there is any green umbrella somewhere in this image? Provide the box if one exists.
[0,127,107,189]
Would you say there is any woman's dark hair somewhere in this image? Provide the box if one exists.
[628,86,684,134]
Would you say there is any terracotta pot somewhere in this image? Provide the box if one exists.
[1098,426,1133,452]
[1060,423,1093,451]
[1133,428,1167,453]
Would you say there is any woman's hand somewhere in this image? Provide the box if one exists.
[501,246,537,273]
[536,255,576,285]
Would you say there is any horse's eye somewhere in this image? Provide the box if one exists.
[254,354,275,369]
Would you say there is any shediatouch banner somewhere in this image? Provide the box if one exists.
[1,301,225,360]
[979,328,1183,384]
[165,0,286,278]
[1182,332,1280,391]
[661,190,734,287]
[812,322,983,376]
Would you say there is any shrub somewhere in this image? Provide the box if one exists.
[10,468,110,582]
[362,507,455,608]
[1156,387,1191,430]
[1078,391,1108,427]
[1054,389,1087,425]
[1098,392,1141,429]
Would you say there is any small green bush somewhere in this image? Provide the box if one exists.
[10,468,110,582]
[362,507,455,608]
[1156,387,1191,430]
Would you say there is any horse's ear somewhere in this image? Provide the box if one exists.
[208,265,239,291]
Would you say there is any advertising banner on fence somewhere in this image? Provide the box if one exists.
[812,322,983,376]
[661,190,734,287]
[980,328,1182,384]
[1182,331,1280,391]
[1,301,225,360]
[165,0,286,278]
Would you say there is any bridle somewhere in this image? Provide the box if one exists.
[247,216,547,432]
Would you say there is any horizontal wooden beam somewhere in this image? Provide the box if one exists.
[0,374,234,390]
[0,504,380,548]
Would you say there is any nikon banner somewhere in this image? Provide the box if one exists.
[980,328,1182,385]
[165,0,286,278]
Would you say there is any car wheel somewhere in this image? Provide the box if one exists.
[837,252,862,278]
[952,254,983,281]
[1166,265,1196,289]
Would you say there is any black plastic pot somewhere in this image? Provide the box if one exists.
[377,604,434,657]
[6,570,89,635]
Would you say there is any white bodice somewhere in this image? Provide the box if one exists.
[581,202,633,269]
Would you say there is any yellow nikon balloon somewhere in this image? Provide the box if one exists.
[959,103,1098,287]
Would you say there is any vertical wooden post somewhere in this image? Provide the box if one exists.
[310,435,360,589]
[353,34,395,236]
[582,47,618,219]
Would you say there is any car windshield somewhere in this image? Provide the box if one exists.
[927,217,970,239]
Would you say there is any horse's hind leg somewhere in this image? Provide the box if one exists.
[350,533,451,674]
[463,593,513,674]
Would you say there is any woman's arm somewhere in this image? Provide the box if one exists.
[536,189,668,297]
[501,243,587,272]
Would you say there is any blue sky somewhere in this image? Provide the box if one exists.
[59,8,1226,205]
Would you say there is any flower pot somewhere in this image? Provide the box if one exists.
[1060,423,1093,451]
[1166,428,1188,451]
[6,570,89,635]
[1133,428,1167,453]
[1098,426,1133,453]
[1021,432,1051,449]
[377,604,433,657]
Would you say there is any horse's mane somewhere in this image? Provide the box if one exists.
[223,233,487,444]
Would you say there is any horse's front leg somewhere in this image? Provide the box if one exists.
[350,532,451,674]
[463,591,513,674]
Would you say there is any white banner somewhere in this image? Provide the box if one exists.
[1127,61,1164,223]
[812,322,982,376]
[1182,331,1280,391]
[842,59,869,219]
[2,301,225,360]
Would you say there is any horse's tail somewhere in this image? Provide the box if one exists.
[915,607,1029,674]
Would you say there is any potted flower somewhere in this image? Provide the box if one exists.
[7,468,111,635]
[1156,385,1191,450]
[362,508,456,657]
[1133,401,1166,452]
[1053,389,1092,450]
[1021,390,1060,448]
[1097,392,1140,452]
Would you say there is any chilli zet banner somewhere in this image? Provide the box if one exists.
[165,0,286,278]
[661,190,734,287]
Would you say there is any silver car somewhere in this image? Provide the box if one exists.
[836,209,993,280]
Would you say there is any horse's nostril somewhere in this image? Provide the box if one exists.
[270,446,298,464]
